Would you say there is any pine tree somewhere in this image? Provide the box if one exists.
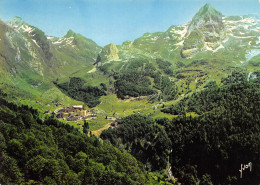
[83,119,89,134]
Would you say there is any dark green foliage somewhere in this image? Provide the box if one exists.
[175,73,186,79]
[154,75,178,101]
[161,100,186,115]
[106,70,259,184]
[101,58,176,100]
[113,59,161,99]
[55,77,106,107]
[156,59,174,76]
[187,59,208,67]
[221,70,248,85]
[200,174,213,185]
[115,72,155,99]
[204,80,217,88]
[0,95,149,184]
[159,71,260,184]
[176,61,185,68]
[83,120,89,134]
[101,114,172,171]
[98,63,111,75]
[163,71,260,115]
[165,101,259,184]
[95,54,101,64]
[125,58,147,70]
[100,83,107,91]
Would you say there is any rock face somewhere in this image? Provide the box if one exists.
[181,4,225,58]
[101,43,119,62]
[0,16,101,85]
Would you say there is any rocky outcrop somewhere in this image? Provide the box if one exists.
[101,43,119,61]
[181,4,225,58]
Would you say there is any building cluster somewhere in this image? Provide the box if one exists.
[55,105,96,121]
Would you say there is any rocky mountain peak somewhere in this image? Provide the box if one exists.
[8,16,27,27]
[65,29,76,37]
[197,3,220,16]
[181,4,225,58]
[188,3,223,32]
[101,43,119,62]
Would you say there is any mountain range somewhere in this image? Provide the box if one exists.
[0,4,259,104]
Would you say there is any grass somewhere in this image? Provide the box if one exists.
[94,94,151,117]
[94,94,177,120]
[0,80,83,113]
[88,119,112,131]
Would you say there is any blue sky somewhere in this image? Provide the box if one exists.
[0,0,259,46]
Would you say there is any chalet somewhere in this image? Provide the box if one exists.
[72,105,83,110]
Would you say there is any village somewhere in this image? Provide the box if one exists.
[44,105,119,132]
[53,105,96,121]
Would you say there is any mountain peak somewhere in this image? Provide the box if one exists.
[65,29,76,37]
[201,3,213,12]
[194,3,223,20]
[188,3,223,30]
[9,16,27,26]
[13,16,23,21]
[181,4,225,58]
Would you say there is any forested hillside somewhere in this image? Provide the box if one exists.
[55,77,107,108]
[101,71,260,184]
[0,90,156,185]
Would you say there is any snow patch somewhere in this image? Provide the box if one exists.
[87,67,97,73]
[230,34,254,39]
[204,43,213,51]
[247,72,257,81]
[222,37,229,43]
[53,39,63,45]
[256,36,260,44]
[151,36,159,41]
[213,44,224,53]
[226,25,237,32]
[21,25,34,33]
[175,40,184,46]
[47,36,54,40]
[15,47,21,62]
[5,32,15,48]
[204,43,224,52]
[32,39,40,47]
[174,26,188,38]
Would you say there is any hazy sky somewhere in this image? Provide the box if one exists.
[0,0,259,46]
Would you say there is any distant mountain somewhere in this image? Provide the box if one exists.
[0,16,101,88]
[181,3,225,58]
[0,4,260,104]
[93,4,260,97]
[99,4,260,63]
